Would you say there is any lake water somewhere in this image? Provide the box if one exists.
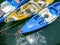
[0,0,60,45]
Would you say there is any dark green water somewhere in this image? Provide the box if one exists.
[0,0,60,45]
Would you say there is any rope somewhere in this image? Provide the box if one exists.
[0,22,21,36]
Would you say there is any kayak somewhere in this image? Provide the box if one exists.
[4,0,54,23]
[0,0,28,23]
[18,2,60,34]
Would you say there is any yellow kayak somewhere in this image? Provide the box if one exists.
[4,0,54,23]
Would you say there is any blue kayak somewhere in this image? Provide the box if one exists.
[0,0,28,23]
[19,2,60,34]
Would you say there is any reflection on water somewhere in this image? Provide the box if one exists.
[15,31,47,45]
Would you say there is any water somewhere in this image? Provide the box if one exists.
[0,0,60,45]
